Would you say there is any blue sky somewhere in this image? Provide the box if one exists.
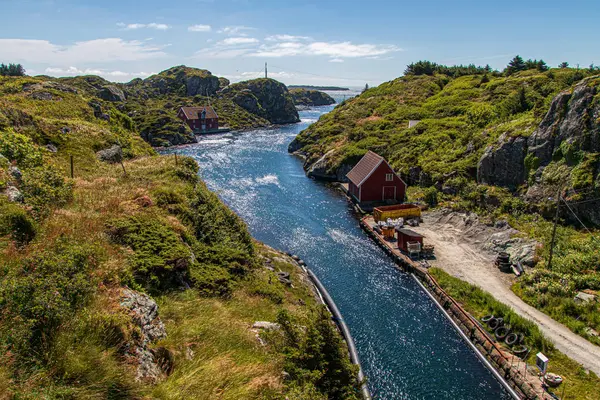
[0,0,598,86]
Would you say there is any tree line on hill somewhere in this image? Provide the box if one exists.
[0,63,26,76]
[405,56,600,78]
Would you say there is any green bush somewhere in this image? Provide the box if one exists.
[0,239,98,362]
[0,198,36,244]
[107,214,193,292]
[423,186,439,207]
[277,308,359,400]
[20,166,73,217]
[0,128,43,167]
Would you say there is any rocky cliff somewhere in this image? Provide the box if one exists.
[221,78,300,124]
[289,88,336,106]
[477,76,600,223]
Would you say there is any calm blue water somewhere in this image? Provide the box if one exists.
[163,95,508,399]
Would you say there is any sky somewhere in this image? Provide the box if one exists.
[0,0,598,86]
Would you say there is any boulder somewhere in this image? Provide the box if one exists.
[45,144,58,153]
[252,321,281,330]
[96,145,123,163]
[29,91,57,101]
[477,134,527,188]
[97,85,126,102]
[9,165,22,182]
[5,186,23,203]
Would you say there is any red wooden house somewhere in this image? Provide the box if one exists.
[177,106,219,132]
[346,151,406,203]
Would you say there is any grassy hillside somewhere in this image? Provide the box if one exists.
[0,75,358,399]
[291,67,594,180]
[56,66,299,147]
[291,62,600,349]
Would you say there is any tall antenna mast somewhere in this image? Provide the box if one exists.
[206,89,211,107]
[265,62,268,79]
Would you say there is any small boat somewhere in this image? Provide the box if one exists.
[544,373,563,387]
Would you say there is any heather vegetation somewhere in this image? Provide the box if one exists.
[291,57,600,348]
[0,73,357,398]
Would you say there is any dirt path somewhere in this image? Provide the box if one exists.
[411,213,600,376]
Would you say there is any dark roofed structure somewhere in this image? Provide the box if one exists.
[177,106,219,132]
[346,151,384,187]
[179,106,218,120]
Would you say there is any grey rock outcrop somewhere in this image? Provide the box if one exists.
[477,134,528,188]
[306,150,353,181]
[227,79,300,124]
[5,186,24,203]
[98,85,126,102]
[96,145,123,163]
[528,80,600,167]
[29,91,57,101]
[9,165,22,182]
[120,288,168,382]
[185,74,220,97]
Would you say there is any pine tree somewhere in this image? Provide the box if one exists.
[536,60,549,72]
[363,83,369,92]
[505,55,526,76]
[0,63,26,76]
[558,61,569,69]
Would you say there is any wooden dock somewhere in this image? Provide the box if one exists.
[359,215,553,400]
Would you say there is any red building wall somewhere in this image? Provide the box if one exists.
[185,118,218,131]
[358,162,406,202]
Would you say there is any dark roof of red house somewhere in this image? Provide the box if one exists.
[179,106,218,120]
[346,150,386,186]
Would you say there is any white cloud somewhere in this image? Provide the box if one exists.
[196,33,400,61]
[265,34,311,42]
[222,70,294,82]
[220,37,259,45]
[188,24,211,32]
[263,41,400,59]
[117,22,170,30]
[217,25,255,36]
[0,38,168,64]
[44,66,155,81]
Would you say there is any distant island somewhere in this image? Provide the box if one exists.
[289,85,350,91]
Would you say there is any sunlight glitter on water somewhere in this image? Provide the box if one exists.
[160,94,509,399]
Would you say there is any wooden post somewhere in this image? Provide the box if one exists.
[70,155,74,178]
[547,188,561,270]
[119,158,127,176]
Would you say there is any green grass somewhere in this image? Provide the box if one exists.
[430,267,600,400]
[0,73,357,399]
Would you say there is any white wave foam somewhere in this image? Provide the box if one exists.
[255,174,280,187]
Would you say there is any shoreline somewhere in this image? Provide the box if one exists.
[286,252,372,400]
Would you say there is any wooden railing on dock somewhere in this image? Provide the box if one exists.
[360,216,553,400]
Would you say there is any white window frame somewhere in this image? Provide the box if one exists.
[385,173,394,182]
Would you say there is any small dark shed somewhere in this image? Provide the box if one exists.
[396,228,424,253]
